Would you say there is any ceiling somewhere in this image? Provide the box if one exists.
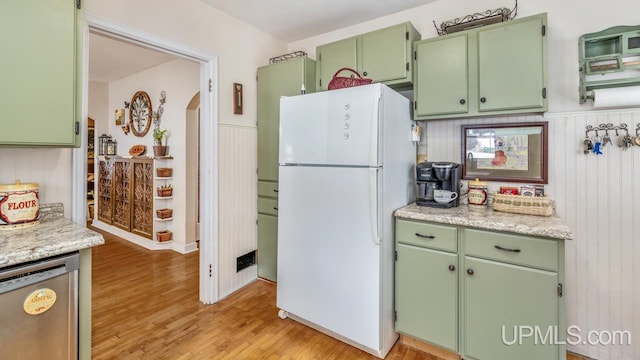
[88,33,179,82]
[89,0,439,82]
[200,0,439,42]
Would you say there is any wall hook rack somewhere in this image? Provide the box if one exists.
[583,122,636,154]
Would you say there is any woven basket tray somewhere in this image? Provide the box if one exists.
[156,208,173,219]
[492,193,554,217]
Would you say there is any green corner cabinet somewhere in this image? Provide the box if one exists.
[316,22,421,91]
[413,13,547,120]
[256,57,316,282]
[0,0,82,146]
[395,218,566,360]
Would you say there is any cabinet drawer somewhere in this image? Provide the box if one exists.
[258,198,278,215]
[464,229,558,271]
[396,219,457,252]
[258,181,279,198]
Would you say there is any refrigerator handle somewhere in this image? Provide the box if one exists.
[369,168,381,245]
[369,96,381,167]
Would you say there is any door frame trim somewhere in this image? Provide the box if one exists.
[72,13,219,305]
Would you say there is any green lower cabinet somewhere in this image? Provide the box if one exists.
[395,218,565,360]
[396,243,458,351]
[257,214,278,282]
[463,257,559,360]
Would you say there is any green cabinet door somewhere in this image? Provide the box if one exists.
[0,0,81,146]
[477,14,546,112]
[257,214,278,282]
[257,57,315,282]
[257,57,315,181]
[360,23,408,84]
[463,257,558,360]
[317,38,357,91]
[414,34,468,117]
[396,244,458,352]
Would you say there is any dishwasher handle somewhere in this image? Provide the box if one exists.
[0,252,79,294]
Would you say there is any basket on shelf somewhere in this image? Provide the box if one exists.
[156,208,173,219]
[156,230,172,242]
[156,168,172,177]
[157,187,172,197]
[492,193,555,217]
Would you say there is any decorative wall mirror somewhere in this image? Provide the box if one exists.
[129,91,152,137]
[461,122,548,183]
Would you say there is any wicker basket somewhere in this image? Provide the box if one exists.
[156,230,172,242]
[156,168,172,177]
[492,193,555,217]
[327,68,373,90]
[156,208,173,219]
[157,188,172,197]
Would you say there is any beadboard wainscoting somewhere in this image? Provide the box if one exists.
[218,123,258,299]
[425,110,640,360]
[0,148,73,217]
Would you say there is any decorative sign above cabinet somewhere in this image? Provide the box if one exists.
[129,91,153,137]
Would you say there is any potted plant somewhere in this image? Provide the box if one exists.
[153,128,169,157]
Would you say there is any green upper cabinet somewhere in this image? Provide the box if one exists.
[257,57,316,182]
[317,38,357,92]
[414,34,469,117]
[414,13,547,120]
[0,0,82,146]
[316,22,420,91]
[477,15,546,112]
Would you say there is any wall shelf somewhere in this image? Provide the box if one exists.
[579,24,640,103]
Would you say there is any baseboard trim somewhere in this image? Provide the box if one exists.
[399,335,461,360]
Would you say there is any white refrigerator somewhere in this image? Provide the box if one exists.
[276,83,415,358]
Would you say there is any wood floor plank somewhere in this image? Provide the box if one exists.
[90,228,439,359]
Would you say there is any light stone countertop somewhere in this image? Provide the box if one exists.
[395,203,573,240]
[0,203,104,268]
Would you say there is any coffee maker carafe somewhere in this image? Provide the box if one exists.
[416,161,461,208]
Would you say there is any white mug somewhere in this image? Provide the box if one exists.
[434,190,458,204]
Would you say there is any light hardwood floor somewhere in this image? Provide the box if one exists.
[91,229,440,359]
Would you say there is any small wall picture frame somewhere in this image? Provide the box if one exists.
[115,108,125,125]
[233,83,243,115]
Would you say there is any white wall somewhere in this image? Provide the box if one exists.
[288,1,640,359]
[90,58,199,253]
[0,149,72,217]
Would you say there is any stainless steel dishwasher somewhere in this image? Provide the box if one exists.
[0,252,79,359]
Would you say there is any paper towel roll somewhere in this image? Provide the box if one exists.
[593,86,640,108]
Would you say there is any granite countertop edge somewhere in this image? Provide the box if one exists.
[395,203,574,241]
[0,203,105,268]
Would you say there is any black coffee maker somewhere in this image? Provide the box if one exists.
[415,162,461,208]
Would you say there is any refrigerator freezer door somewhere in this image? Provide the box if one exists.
[277,165,382,351]
[279,84,382,167]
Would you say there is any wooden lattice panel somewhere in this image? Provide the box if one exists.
[112,160,131,230]
[132,161,153,238]
[97,160,113,223]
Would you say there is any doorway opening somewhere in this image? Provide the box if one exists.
[73,15,219,304]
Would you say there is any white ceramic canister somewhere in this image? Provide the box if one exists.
[467,178,488,206]
[0,180,40,229]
